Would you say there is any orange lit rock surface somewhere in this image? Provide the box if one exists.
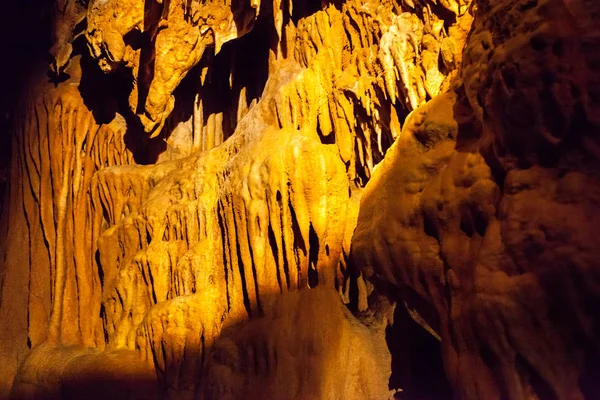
[351,0,600,399]
[1,0,598,399]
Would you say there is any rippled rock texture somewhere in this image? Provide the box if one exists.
[1,0,598,399]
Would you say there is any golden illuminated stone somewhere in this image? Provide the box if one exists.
[2,0,598,398]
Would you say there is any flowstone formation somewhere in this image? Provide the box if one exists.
[352,0,600,399]
[1,0,597,399]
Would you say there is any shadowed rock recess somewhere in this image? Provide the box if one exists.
[0,0,598,398]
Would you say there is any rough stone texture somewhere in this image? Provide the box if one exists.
[0,58,135,396]
[351,0,600,399]
[3,0,472,395]
[4,0,598,399]
[86,0,259,135]
[202,288,392,400]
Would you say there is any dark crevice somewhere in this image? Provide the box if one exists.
[288,199,306,288]
[77,50,120,125]
[372,85,396,158]
[275,191,291,289]
[518,0,538,12]
[460,217,474,238]
[146,226,152,246]
[146,265,158,305]
[347,274,359,314]
[246,222,263,317]
[217,205,231,312]
[100,303,109,344]
[515,354,557,400]
[386,293,453,399]
[281,235,291,290]
[480,344,497,370]
[307,224,319,288]
[136,0,161,117]
[353,125,371,186]
[290,0,330,24]
[423,212,439,240]
[267,223,283,293]
[480,142,507,188]
[474,210,488,237]
[95,250,104,286]
[233,214,253,318]
[316,120,336,145]
[123,29,146,51]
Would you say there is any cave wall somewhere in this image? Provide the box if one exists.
[352,0,600,398]
[0,0,598,399]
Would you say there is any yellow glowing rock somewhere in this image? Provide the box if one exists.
[2,0,476,397]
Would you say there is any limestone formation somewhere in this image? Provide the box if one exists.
[1,0,598,399]
[351,0,600,399]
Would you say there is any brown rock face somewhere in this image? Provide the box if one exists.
[352,0,600,399]
[1,0,598,399]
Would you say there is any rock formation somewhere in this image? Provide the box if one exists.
[352,0,600,399]
[0,0,598,399]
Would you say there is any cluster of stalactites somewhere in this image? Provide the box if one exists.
[272,0,472,184]
[88,0,475,357]
[47,0,471,172]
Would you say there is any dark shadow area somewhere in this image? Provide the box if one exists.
[386,295,453,400]
[198,287,391,400]
[201,13,271,142]
[73,0,274,164]
[579,340,600,400]
[121,114,167,165]
[345,255,451,400]
[307,224,320,288]
[452,85,509,189]
[289,0,344,24]
[60,376,158,400]
[78,48,169,164]
[78,50,120,125]
[0,0,53,215]
[136,0,162,117]
[6,373,159,400]
[539,264,600,400]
